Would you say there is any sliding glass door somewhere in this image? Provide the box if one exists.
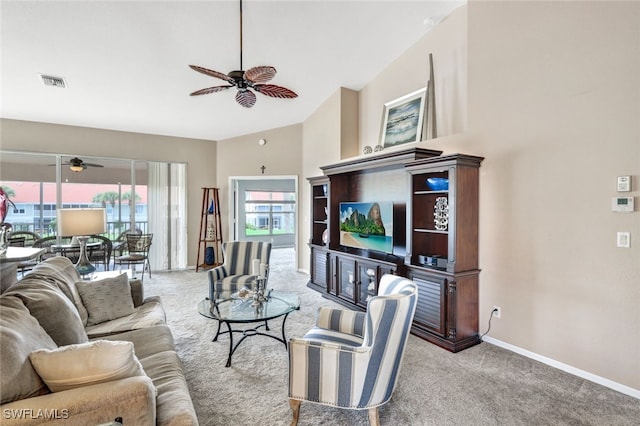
[0,151,186,271]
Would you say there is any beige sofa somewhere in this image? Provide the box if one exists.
[0,257,198,425]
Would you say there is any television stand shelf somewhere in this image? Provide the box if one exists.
[307,148,483,352]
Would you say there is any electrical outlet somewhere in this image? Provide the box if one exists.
[492,306,501,319]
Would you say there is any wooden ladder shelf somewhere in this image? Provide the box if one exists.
[196,187,223,272]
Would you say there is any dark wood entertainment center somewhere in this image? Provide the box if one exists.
[307,147,484,352]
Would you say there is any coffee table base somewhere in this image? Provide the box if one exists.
[213,313,291,367]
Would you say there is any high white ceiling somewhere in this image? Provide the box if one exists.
[1,1,464,142]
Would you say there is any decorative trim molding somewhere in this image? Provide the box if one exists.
[482,336,640,400]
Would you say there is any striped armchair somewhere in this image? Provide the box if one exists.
[207,241,272,302]
[288,274,418,426]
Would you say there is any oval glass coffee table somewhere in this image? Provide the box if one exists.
[197,291,300,367]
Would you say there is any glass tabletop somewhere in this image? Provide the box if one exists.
[197,291,300,323]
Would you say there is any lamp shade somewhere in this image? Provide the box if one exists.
[57,208,106,236]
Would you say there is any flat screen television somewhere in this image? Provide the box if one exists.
[339,201,393,254]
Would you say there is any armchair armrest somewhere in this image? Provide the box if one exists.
[0,376,156,425]
[315,307,366,338]
[207,266,230,301]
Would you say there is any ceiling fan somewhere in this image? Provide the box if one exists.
[49,157,104,172]
[189,0,298,108]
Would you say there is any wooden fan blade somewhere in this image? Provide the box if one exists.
[190,85,233,96]
[244,66,276,84]
[83,163,104,168]
[235,89,257,108]
[189,65,234,83]
[254,84,298,99]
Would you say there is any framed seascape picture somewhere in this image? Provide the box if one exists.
[380,88,427,148]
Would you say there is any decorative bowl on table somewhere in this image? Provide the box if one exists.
[231,288,255,300]
[426,177,449,191]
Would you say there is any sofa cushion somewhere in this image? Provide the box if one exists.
[85,296,166,338]
[76,274,135,326]
[29,340,146,393]
[6,278,88,346]
[0,295,57,404]
[24,256,88,324]
[98,324,175,359]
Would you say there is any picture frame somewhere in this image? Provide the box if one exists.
[380,87,427,148]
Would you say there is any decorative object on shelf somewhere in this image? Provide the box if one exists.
[57,208,107,277]
[322,184,328,196]
[205,247,215,265]
[206,220,215,239]
[188,0,298,108]
[208,200,215,214]
[363,145,373,155]
[322,229,328,244]
[425,53,438,140]
[380,87,427,148]
[426,177,449,191]
[374,144,384,152]
[433,197,449,231]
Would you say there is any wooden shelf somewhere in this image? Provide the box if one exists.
[196,188,223,272]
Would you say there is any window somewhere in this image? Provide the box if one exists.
[244,190,295,236]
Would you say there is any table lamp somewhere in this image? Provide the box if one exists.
[57,208,106,277]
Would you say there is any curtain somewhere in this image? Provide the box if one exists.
[170,163,187,269]
[147,162,187,271]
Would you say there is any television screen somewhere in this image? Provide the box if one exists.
[339,201,394,254]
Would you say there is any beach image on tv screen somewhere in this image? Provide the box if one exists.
[339,201,393,253]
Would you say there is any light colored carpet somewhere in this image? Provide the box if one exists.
[144,248,639,426]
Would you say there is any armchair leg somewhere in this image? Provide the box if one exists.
[289,399,301,426]
[368,407,380,426]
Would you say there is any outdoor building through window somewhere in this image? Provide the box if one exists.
[244,190,295,237]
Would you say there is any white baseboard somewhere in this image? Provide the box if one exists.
[482,336,640,400]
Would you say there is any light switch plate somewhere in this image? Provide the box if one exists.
[617,232,630,248]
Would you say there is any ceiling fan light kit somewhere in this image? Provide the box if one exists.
[49,157,104,172]
[189,0,297,108]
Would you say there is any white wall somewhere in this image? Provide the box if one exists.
[352,1,639,392]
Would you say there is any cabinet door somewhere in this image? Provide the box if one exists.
[356,261,378,308]
[408,270,446,337]
[310,246,328,289]
[336,257,356,302]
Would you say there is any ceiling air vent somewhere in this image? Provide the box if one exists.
[39,74,67,88]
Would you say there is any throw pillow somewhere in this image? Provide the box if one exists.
[29,340,146,393]
[76,274,135,326]
[6,278,88,346]
[0,295,57,404]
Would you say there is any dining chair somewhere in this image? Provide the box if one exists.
[112,228,142,258]
[114,233,153,281]
[9,230,40,247]
[88,234,113,271]
[288,274,418,426]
